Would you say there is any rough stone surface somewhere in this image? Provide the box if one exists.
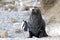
[40,0,60,24]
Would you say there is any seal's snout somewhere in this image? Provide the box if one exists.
[32,9,37,14]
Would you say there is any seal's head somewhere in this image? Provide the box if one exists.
[32,8,41,15]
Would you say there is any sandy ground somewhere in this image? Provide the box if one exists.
[0,36,60,40]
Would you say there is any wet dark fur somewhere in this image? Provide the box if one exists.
[28,8,48,38]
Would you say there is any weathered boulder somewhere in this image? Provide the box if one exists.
[41,0,60,36]
[40,0,60,24]
[0,31,8,38]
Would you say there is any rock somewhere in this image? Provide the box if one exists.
[15,29,23,33]
[0,31,8,38]
[22,0,34,3]
[3,4,17,11]
[41,0,60,37]
[12,0,19,2]
[40,0,60,24]
[46,24,60,36]
[11,18,18,23]
[18,6,26,11]
[0,0,12,2]
[18,6,30,11]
